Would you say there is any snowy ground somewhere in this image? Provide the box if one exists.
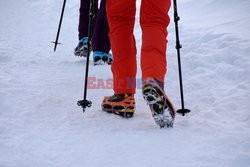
[1,0,250,166]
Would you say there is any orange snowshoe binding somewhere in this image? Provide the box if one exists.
[101,94,135,118]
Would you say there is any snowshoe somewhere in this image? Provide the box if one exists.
[93,51,113,65]
[142,78,176,128]
[101,94,135,118]
[74,37,90,57]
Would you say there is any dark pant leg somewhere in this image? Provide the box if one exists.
[78,0,98,40]
[92,0,111,53]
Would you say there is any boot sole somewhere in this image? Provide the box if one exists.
[143,83,175,128]
[102,106,134,118]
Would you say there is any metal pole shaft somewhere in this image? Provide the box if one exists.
[53,0,67,52]
[80,0,95,112]
[173,0,185,109]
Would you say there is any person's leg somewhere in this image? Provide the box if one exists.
[140,0,171,84]
[140,0,175,128]
[92,0,110,54]
[78,0,98,40]
[106,0,137,94]
[101,0,136,118]
[92,0,112,65]
[75,0,98,57]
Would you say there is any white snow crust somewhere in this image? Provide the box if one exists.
[0,0,250,166]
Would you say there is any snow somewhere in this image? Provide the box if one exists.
[1,0,250,166]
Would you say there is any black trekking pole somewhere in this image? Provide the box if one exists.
[52,0,67,52]
[172,0,191,116]
[77,0,95,113]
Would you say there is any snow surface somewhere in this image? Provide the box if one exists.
[1,0,250,166]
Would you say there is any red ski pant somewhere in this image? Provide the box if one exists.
[106,0,171,94]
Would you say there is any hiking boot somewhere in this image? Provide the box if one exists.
[93,51,113,65]
[142,78,176,128]
[74,37,90,57]
[101,94,135,118]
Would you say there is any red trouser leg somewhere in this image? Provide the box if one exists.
[140,0,171,84]
[106,0,137,94]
